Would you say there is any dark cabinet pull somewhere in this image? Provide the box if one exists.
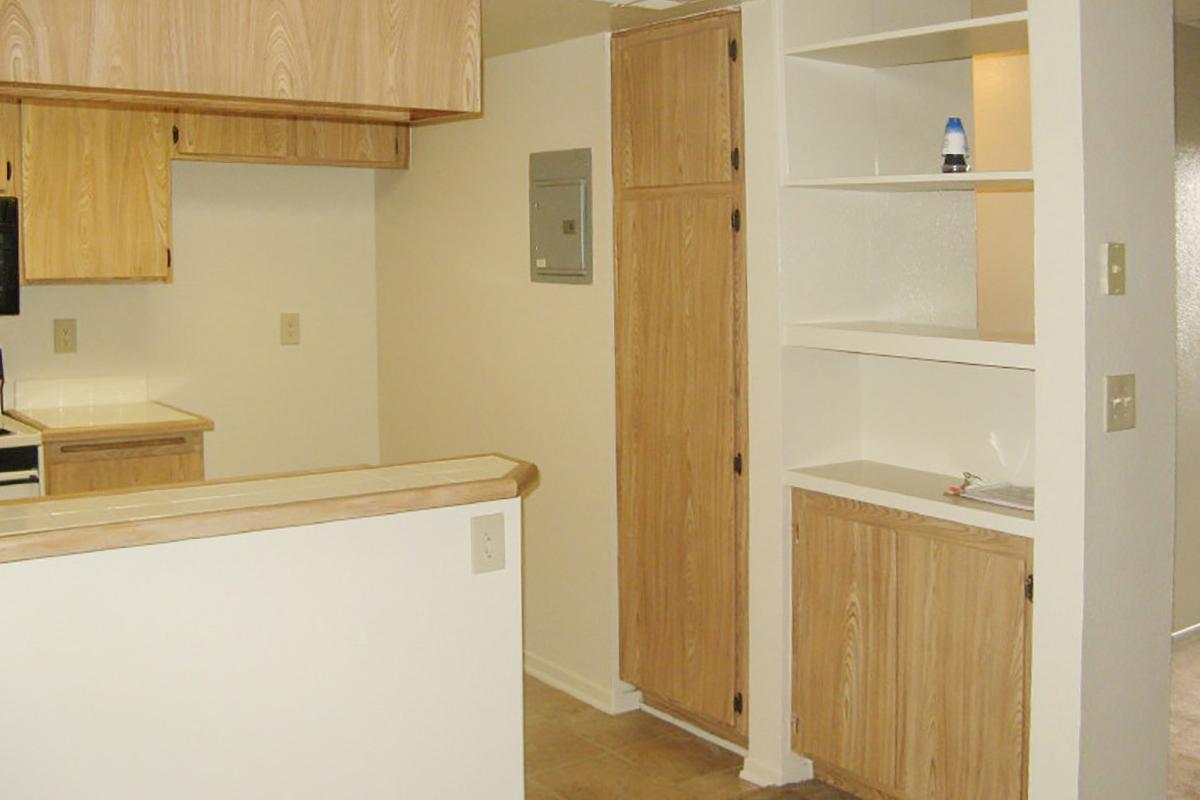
[6,161,12,182]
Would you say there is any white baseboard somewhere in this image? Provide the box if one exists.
[1174,621,1200,641]
[739,754,814,787]
[523,651,631,714]
[639,703,748,757]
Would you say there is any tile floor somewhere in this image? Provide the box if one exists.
[528,635,1200,800]
[1174,634,1200,799]
[523,676,852,799]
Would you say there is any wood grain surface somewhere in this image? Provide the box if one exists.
[45,432,205,496]
[792,490,1032,800]
[20,101,171,282]
[0,0,481,117]
[614,10,748,743]
[793,491,899,789]
[176,111,293,161]
[0,457,538,565]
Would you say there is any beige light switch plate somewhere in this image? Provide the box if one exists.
[1105,374,1136,432]
[280,313,300,346]
[53,319,77,354]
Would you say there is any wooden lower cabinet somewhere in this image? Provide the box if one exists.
[792,490,1032,800]
[44,432,205,497]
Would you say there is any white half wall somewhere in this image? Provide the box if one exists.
[375,35,623,711]
[0,499,525,800]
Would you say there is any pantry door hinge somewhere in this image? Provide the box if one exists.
[729,38,738,62]
[733,692,744,715]
[733,452,743,475]
[1025,574,1034,603]
[732,208,742,233]
[731,146,741,171]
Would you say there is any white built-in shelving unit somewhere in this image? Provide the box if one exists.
[778,0,1036,531]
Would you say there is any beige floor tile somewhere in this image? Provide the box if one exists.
[564,705,692,750]
[612,735,743,784]
[525,778,564,800]
[675,766,762,798]
[524,717,607,777]
[534,752,691,800]
[1170,754,1200,800]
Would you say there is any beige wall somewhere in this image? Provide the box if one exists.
[375,36,623,709]
[1177,22,1200,633]
[0,161,380,479]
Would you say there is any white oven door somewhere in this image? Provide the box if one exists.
[0,469,40,500]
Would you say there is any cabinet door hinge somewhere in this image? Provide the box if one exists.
[731,146,741,171]
[166,248,172,269]
[733,692,744,715]
[732,208,742,233]
[733,452,743,475]
[791,715,800,735]
[172,125,180,145]
[729,38,738,62]
[1025,574,1034,603]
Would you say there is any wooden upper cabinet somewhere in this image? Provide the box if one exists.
[21,103,172,283]
[296,120,409,168]
[613,15,735,189]
[174,112,409,169]
[0,0,481,120]
[175,112,293,163]
[0,98,18,196]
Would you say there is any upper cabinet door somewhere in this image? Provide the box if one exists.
[21,103,172,283]
[175,112,294,163]
[0,99,18,196]
[0,0,481,119]
[295,120,408,168]
[613,16,735,189]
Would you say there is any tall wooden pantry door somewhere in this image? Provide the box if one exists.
[612,10,748,744]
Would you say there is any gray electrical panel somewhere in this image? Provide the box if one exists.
[530,148,592,284]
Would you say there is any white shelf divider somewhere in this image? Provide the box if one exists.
[784,171,1034,192]
[785,321,1036,370]
[786,12,1029,68]
[785,460,1035,538]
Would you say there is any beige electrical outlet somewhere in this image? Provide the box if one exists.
[280,313,300,346]
[53,319,77,354]
[1105,242,1127,296]
[1105,374,1136,432]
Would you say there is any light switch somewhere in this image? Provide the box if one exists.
[1105,374,1136,432]
[1105,242,1126,296]
[280,313,300,346]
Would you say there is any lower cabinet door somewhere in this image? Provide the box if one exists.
[895,532,1031,800]
[792,489,1032,800]
[793,491,899,790]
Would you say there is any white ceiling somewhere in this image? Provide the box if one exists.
[482,0,738,58]
[1180,0,1200,27]
[485,0,1200,59]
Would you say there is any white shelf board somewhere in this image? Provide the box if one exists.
[785,12,1029,68]
[785,460,1035,538]
[784,172,1034,192]
[785,321,1036,369]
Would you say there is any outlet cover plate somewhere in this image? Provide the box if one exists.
[1105,374,1136,432]
[1105,242,1127,296]
[470,513,506,574]
[280,313,300,346]
[53,319,77,354]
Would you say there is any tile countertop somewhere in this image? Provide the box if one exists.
[0,454,539,565]
[7,402,214,443]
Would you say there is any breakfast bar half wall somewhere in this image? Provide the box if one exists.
[0,454,536,800]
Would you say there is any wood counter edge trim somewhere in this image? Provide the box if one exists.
[7,407,215,443]
[0,463,538,566]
